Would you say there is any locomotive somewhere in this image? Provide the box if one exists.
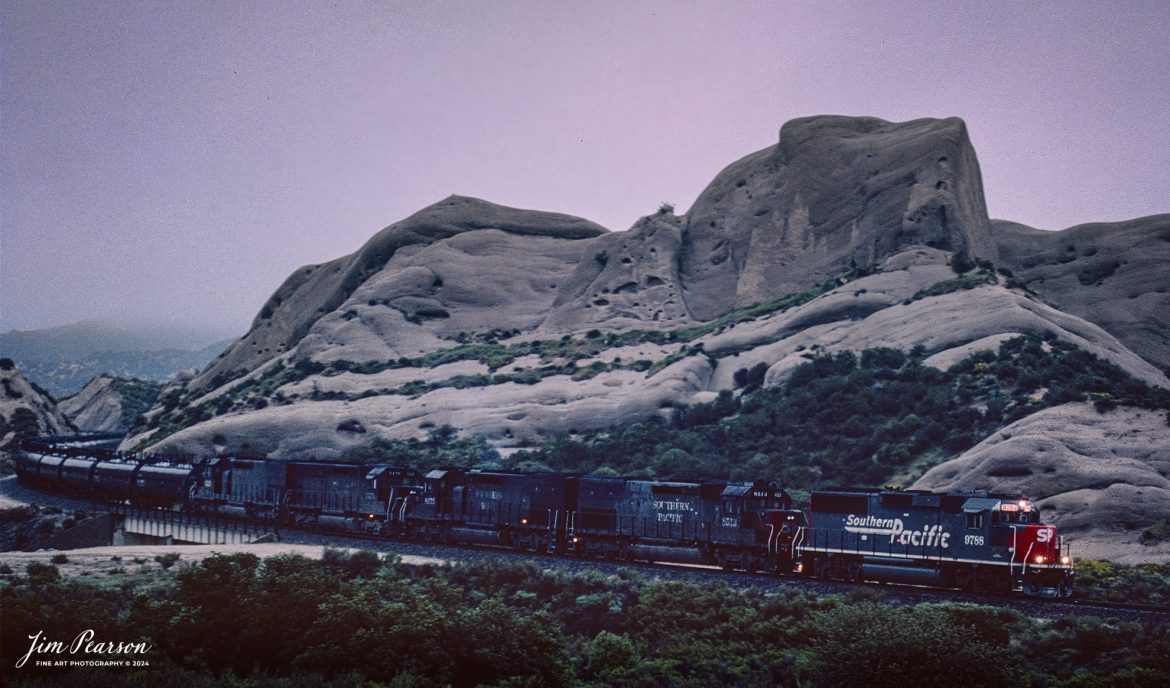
[15,436,1074,597]
[801,488,1074,597]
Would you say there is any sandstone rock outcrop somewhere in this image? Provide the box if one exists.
[992,214,1170,372]
[190,115,1006,397]
[59,377,123,432]
[1,363,73,452]
[59,376,162,433]
[682,116,996,320]
[191,196,609,393]
[126,246,1168,459]
[913,403,1170,564]
[119,114,1170,562]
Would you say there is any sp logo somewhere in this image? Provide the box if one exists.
[1036,528,1053,543]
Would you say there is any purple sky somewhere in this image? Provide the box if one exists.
[2,1,1168,336]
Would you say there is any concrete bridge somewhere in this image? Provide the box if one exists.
[33,507,272,549]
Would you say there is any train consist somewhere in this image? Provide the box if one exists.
[16,436,1074,597]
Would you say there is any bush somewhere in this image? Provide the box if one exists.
[951,250,976,274]
[805,602,1019,688]
[25,561,60,585]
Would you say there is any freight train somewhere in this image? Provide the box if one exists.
[15,436,1074,597]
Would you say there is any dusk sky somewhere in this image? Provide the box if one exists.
[2,1,1168,337]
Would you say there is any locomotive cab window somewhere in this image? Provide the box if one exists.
[1000,510,1026,524]
[966,512,984,529]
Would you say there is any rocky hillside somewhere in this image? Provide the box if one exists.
[119,115,1170,562]
[992,215,1170,372]
[0,360,74,456]
[59,376,162,433]
[914,403,1170,565]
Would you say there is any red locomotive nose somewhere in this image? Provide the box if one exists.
[1014,524,1061,565]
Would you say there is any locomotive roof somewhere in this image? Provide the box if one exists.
[813,486,1021,500]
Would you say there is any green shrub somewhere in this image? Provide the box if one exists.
[25,561,60,585]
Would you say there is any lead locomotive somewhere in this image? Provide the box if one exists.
[16,436,1073,597]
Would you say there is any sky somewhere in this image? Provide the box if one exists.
[2,0,1168,337]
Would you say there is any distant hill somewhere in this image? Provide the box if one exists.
[0,321,236,397]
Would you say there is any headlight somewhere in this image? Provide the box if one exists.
[1060,556,1070,565]
[1034,555,1046,564]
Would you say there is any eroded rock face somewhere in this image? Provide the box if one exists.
[58,376,161,433]
[681,116,996,320]
[120,115,1170,564]
[913,403,1170,565]
[195,116,1004,395]
[298,227,602,364]
[191,196,610,392]
[544,213,691,331]
[129,248,1169,461]
[1,365,73,451]
[59,377,123,432]
[992,215,1170,372]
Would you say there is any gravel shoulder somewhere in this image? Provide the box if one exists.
[0,543,447,578]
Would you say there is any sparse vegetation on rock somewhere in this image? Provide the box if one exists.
[504,335,1170,490]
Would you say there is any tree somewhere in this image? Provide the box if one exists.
[9,407,41,439]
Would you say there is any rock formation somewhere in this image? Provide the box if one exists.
[913,403,1170,564]
[59,376,162,433]
[116,115,1170,562]
[0,361,73,453]
[992,215,1170,372]
[681,116,996,320]
[190,196,608,394]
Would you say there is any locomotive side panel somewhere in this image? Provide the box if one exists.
[802,488,1073,596]
[222,459,287,508]
[285,462,372,515]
